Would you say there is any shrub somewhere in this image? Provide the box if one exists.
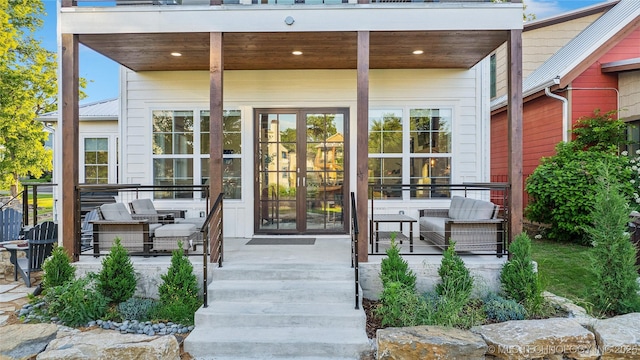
[155,243,201,325]
[118,297,158,321]
[585,165,640,316]
[500,233,544,316]
[44,275,108,327]
[431,243,475,327]
[42,245,75,290]
[379,234,416,290]
[571,109,626,152]
[483,293,526,322]
[375,281,427,327]
[525,142,632,244]
[97,238,137,304]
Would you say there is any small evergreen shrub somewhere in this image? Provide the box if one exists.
[155,243,201,325]
[42,245,76,289]
[436,242,473,304]
[118,297,158,321]
[483,293,526,322]
[431,243,475,327]
[375,281,427,327]
[44,275,108,327]
[379,234,416,290]
[97,237,137,303]
[500,232,544,316]
[585,166,640,316]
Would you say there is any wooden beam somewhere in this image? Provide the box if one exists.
[507,29,523,249]
[209,32,223,263]
[61,0,76,7]
[61,34,80,261]
[210,0,222,5]
[357,31,369,263]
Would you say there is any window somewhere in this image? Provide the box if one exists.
[84,138,109,184]
[152,109,242,200]
[368,108,452,199]
[152,110,194,199]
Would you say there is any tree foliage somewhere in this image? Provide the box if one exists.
[0,0,55,195]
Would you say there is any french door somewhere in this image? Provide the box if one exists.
[255,108,349,234]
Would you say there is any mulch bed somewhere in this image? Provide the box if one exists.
[363,298,383,339]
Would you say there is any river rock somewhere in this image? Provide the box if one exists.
[0,323,58,360]
[591,312,640,360]
[36,328,180,360]
[377,325,487,360]
[472,318,599,360]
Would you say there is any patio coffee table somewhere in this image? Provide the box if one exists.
[370,213,416,253]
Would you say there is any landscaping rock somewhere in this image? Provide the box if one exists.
[36,328,180,360]
[472,318,599,360]
[0,323,58,360]
[591,312,640,360]
[543,291,595,327]
[377,325,487,360]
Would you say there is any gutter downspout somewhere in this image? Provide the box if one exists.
[545,87,569,142]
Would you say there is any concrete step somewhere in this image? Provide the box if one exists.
[208,280,354,303]
[184,326,370,358]
[212,264,355,281]
[194,301,365,328]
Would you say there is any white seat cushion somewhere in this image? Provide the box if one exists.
[175,217,205,230]
[149,223,163,236]
[419,216,445,235]
[155,223,197,238]
[100,203,133,221]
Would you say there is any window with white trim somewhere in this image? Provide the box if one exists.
[368,108,452,199]
[84,137,109,184]
[152,109,242,200]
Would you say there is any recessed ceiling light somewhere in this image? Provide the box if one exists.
[171,52,182,57]
[412,50,424,55]
[292,50,303,56]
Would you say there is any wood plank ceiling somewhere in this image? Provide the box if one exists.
[79,30,508,71]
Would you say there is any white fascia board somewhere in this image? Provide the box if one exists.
[61,5,523,34]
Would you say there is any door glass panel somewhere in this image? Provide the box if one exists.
[258,113,298,231]
[256,110,346,233]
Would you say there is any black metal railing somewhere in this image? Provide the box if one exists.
[202,192,224,308]
[76,184,210,258]
[350,191,359,310]
[368,182,510,257]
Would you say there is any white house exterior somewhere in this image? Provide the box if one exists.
[57,0,525,262]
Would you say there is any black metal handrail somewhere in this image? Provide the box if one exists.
[202,192,224,308]
[20,183,58,227]
[350,191,359,310]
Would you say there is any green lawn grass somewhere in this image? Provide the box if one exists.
[28,193,53,209]
[531,239,595,305]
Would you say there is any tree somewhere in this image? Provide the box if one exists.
[0,0,56,196]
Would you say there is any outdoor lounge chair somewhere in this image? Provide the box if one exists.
[130,198,204,229]
[81,208,99,251]
[16,221,57,287]
[92,203,162,256]
[0,208,23,242]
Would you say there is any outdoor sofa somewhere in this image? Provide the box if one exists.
[419,195,505,256]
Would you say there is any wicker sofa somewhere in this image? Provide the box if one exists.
[419,196,505,256]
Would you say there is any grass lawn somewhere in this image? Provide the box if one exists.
[28,193,53,209]
[531,239,595,305]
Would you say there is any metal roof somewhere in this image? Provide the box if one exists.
[492,0,640,110]
[38,98,119,121]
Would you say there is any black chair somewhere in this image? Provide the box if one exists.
[16,221,57,287]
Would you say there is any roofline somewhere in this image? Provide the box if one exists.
[524,0,619,32]
[602,57,640,72]
[36,97,119,122]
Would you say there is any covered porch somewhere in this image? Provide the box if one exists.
[58,0,525,263]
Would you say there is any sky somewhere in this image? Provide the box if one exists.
[35,0,610,105]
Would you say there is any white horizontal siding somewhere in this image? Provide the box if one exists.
[121,66,488,236]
